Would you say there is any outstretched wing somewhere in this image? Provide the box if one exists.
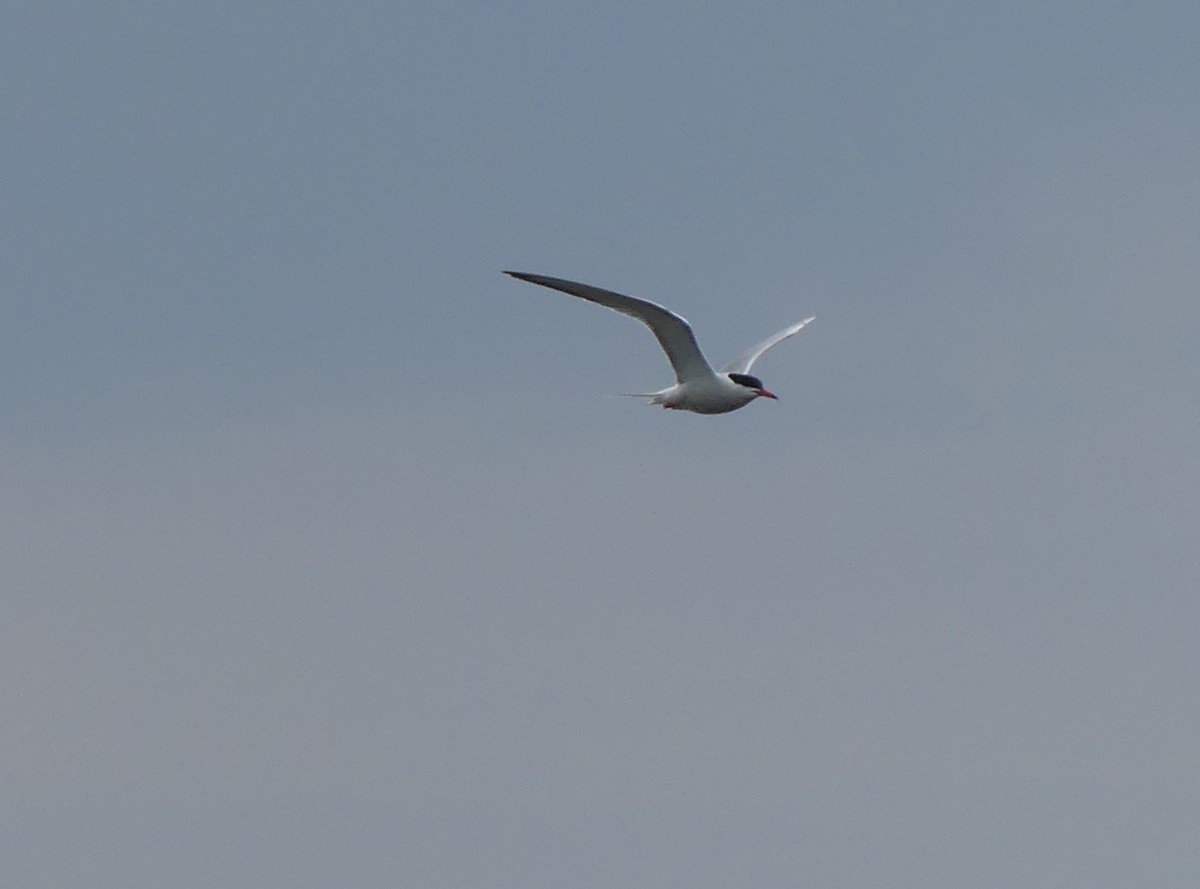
[504,271,714,383]
[722,316,816,374]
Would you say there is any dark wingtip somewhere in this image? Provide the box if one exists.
[504,271,548,289]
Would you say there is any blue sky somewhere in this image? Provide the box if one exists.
[4,2,1200,886]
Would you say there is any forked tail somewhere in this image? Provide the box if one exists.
[614,391,669,406]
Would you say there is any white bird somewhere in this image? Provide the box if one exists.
[505,271,816,415]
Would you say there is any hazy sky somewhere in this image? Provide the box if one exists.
[4,2,1199,886]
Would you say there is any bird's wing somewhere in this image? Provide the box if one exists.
[504,271,713,383]
[722,316,816,374]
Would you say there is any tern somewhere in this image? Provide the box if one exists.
[504,271,816,415]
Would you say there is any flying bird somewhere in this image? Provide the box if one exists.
[504,271,815,415]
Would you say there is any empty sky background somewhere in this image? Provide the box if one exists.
[4,2,1199,886]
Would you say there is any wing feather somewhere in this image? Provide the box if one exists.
[722,317,816,374]
[504,272,713,383]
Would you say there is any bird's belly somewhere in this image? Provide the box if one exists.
[677,386,755,414]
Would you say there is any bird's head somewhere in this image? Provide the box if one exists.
[727,372,777,400]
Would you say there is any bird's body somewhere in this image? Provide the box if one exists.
[504,271,815,415]
[628,376,764,414]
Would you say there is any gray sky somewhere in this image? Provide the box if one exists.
[4,2,1199,886]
